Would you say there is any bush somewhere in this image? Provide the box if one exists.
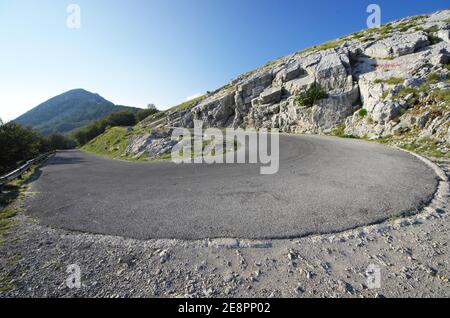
[0,119,49,174]
[46,133,77,150]
[358,109,368,117]
[296,83,328,107]
[105,111,136,127]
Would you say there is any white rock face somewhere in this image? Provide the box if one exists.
[364,32,429,59]
[130,9,450,158]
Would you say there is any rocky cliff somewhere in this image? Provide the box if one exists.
[93,9,450,160]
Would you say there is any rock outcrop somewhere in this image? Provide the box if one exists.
[132,9,450,159]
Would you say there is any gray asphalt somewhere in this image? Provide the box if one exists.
[25,134,438,240]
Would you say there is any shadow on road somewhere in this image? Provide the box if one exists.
[47,156,86,166]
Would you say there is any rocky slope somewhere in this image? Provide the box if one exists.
[91,10,450,160]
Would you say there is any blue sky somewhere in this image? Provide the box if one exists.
[0,0,449,120]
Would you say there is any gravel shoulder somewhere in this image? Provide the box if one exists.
[0,155,448,298]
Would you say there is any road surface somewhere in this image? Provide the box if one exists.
[25,135,438,239]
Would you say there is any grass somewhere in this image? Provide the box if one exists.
[426,72,440,84]
[139,94,207,129]
[0,208,18,244]
[399,137,448,158]
[301,39,344,54]
[82,126,241,162]
[328,125,357,139]
[0,165,38,208]
[81,127,145,161]
[392,84,430,101]
[0,164,40,249]
[0,274,15,292]
[382,91,390,99]
[374,77,404,85]
[397,22,416,32]
[444,63,450,71]
[167,95,207,113]
[431,88,450,104]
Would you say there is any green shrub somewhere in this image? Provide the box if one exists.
[295,83,329,107]
[426,26,439,33]
[358,109,368,117]
[428,34,443,45]
[425,26,442,45]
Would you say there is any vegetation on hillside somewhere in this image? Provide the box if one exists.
[0,119,76,175]
[72,109,160,146]
[81,127,139,160]
[14,89,140,135]
[168,95,207,112]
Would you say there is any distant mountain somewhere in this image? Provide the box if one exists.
[14,89,140,135]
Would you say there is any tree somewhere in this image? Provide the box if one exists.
[0,121,49,174]
[147,103,157,110]
[104,111,136,127]
[47,133,77,150]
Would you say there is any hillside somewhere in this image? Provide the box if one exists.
[14,89,140,135]
[85,9,450,161]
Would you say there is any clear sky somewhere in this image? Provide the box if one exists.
[0,0,449,121]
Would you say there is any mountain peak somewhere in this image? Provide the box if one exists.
[14,89,139,135]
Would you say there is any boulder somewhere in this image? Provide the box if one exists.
[260,87,283,104]
[371,101,402,123]
[437,29,450,43]
[364,32,429,59]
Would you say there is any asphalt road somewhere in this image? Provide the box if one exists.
[25,134,438,240]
